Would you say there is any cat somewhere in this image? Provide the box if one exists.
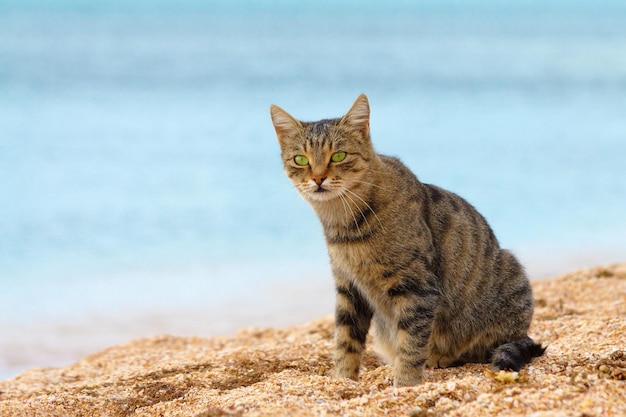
[270,94,544,387]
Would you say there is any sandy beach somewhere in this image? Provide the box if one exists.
[3,5,626,415]
[1,263,624,416]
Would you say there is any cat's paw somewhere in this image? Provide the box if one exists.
[336,369,359,381]
[393,369,423,387]
[335,362,360,381]
[426,354,458,369]
[393,372,422,388]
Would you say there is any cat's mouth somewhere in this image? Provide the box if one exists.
[305,187,342,202]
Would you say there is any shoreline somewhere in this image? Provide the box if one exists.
[1,263,625,416]
[0,276,335,381]
[1,252,623,381]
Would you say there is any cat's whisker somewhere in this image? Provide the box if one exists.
[340,192,369,243]
[366,167,388,175]
[341,188,376,241]
[343,188,386,233]
[348,179,393,193]
[338,192,362,236]
[267,186,310,242]
[337,193,350,219]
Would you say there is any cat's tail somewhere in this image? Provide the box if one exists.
[490,336,546,372]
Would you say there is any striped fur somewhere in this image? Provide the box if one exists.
[270,94,544,387]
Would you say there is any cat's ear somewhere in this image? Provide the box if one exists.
[340,93,370,137]
[270,104,302,147]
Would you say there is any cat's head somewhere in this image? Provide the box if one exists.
[270,94,376,203]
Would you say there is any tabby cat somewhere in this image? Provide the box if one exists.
[270,94,544,387]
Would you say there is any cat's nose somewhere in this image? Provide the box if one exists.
[313,176,327,186]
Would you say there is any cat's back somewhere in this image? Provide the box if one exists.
[376,154,504,282]
[376,155,426,205]
[376,155,490,233]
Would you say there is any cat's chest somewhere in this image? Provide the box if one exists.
[328,242,397,314]
[324,215,413,282]
[328,242,376,273]
[327,241,391,294]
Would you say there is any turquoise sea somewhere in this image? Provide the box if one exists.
[1,0,625,379]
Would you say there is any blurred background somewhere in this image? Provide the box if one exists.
[1,0,625,379]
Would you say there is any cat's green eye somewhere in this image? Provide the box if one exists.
[331,151,347,163]
[294,155,309,166]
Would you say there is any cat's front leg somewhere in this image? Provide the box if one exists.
[389,274,441,387]
[333,282,373,381]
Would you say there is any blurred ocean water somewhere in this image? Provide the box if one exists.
[1,1,625,378]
